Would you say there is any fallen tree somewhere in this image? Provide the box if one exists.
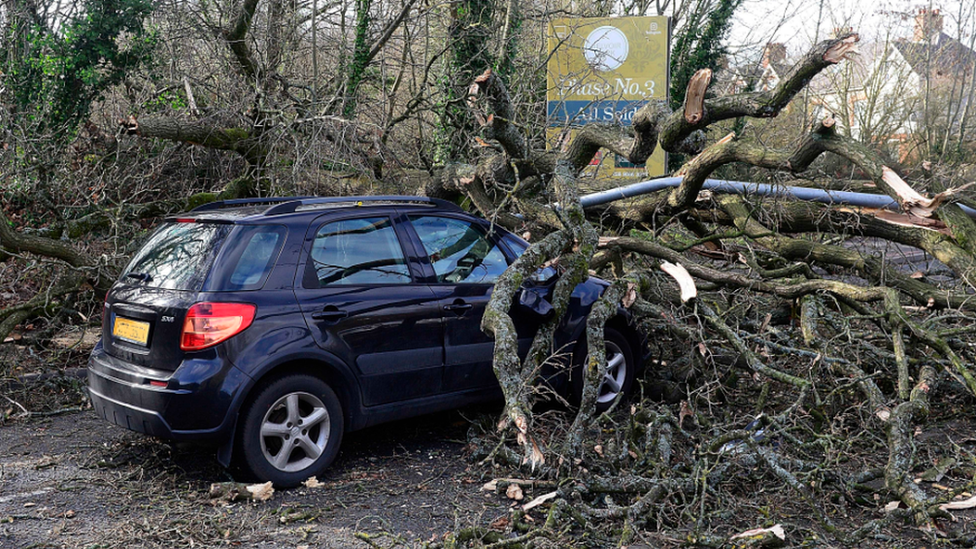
[435,32,976,546]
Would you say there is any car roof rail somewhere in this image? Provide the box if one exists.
[190,196,316,212]
[262,196,463,216]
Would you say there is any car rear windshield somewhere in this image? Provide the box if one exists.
[121,222,232,291]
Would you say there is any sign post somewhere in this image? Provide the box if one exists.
[547,17,670,180]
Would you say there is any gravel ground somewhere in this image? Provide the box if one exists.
[0,404,508,549]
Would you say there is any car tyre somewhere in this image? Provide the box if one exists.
[571,327,635,412]
[236,374,343,488]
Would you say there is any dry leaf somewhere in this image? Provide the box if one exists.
[246,482,274,502]
[593,445,604,457]
[482,480,498,492]
[884,501,902,512]
[730,524,786,540]
[875,408,891,422]
[621,282,637,308]
[506,484,524,501]
[678,400,694,430]
[303,477,324,489]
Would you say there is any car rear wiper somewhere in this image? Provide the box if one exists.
[125,272,153,282]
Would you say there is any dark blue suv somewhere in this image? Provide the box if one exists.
[88,196,643,486]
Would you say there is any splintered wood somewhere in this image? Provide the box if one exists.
[683,69,712,124]
[660,262,697,302]
[823,33,860,63]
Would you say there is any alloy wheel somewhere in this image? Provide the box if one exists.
[259,392,331,472]
[596,340,628,405]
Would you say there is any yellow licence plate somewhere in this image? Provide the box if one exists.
[113,317,150,345]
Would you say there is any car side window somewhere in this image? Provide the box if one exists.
[226,226,286,289]
[305,217,411,287]
[409,215,508,284]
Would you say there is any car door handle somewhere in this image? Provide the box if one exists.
[311,309,349,321]
[444,301,473,314]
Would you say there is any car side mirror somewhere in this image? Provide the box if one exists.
[518,287,554,319]
[528,265,558,284]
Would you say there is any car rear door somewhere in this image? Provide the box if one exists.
[293,213,445,407]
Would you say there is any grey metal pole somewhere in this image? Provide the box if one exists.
[577,177,976,218]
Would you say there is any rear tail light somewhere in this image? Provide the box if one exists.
[181,302,256,351]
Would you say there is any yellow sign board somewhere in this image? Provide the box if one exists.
[547,17,669,179]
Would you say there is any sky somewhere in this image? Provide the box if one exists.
[725,0,973,60]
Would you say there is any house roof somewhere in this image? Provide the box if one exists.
[713,42,793,94]
[713,61,789,95]
[893,33,976,77]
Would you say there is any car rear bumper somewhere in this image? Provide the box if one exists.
[87,340,251,441]
[88,383,176,437]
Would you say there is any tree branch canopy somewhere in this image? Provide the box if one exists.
[659,34,860,151]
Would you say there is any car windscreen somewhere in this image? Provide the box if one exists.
[121,222,231,291]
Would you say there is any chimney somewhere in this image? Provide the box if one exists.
[831,27,854,39]
[913,7,944,43]
[762,43,787,68]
